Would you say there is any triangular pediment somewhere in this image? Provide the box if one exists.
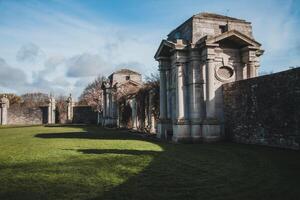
[154,39,175,60]
[206,30,261,48]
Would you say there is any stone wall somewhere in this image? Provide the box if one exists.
[7,105,48,125]
[223,68,300,150]
[73,106,98,124]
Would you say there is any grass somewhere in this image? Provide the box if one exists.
[0,125,299,200]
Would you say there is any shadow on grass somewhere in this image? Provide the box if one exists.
[35,130,143,141]
[4,125,300,200]
[77,149,161,156]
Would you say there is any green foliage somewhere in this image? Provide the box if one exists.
[0,125,300,200]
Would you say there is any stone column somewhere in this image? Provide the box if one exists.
[149,89,156,133]
[0,95,9,125]
[205,59,216,119]
[106,89,111,125]
[131,98,137,130]
[159,68,167,120]
[247,61,256,78]
[189,53,204,119]
[172,62,191,142]
[189,52,203,141]
[202,55,221,142]
[111,89,117,126]
[166,69,172,119]
[48,95,56,124]
[176,62,185,119]
[66,94,74,122]
[102,90,106,126]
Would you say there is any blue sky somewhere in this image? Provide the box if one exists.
[0,0,299,98]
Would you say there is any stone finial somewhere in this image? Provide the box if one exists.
[66,93,72,103]
[0,94,9,108]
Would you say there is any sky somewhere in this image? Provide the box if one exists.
[0,0,299,99]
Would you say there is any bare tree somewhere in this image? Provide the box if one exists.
[79,76,105,124]
[56,95,68,124]
[0,93,21,105]
[20,92,48,107]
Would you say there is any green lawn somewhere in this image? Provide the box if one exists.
[0,125,299,200]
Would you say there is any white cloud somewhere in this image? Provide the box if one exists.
[16,43,45,62]
[66,53,109,77]
[0,58,28,89]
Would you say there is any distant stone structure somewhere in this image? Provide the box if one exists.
[155,12,264,142]
[0,94,56,125]
[102,69,142,127]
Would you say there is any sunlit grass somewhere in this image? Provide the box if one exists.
[0,125,299,200]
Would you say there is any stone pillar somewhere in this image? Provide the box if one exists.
[157,58,171,139]
[172,62,191,142]
[159,69,167,120]
[189,52,203,141]
[242,47,263,79]
[176,63,185,119]
[205,59,216,119]
[102,90,106,126]
[66,94,74,122]
[116,100,120,127]
[0,95,9,125]
[202,56,221,142]
[166,69,172,119]
[47,95,56,124]
[106,89,111,125]
[247,61,256,78]
[149,90,156,133]
[110,89,117,126]
[131,98,137,130]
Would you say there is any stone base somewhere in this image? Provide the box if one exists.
[157,121,172,140]
[103,118,118,127]
[172,123,192,143]
[202,123,221,142]
[190,123,202,142]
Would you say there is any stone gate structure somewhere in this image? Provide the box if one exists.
[102,69,142,127]
[155,13,264,142]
